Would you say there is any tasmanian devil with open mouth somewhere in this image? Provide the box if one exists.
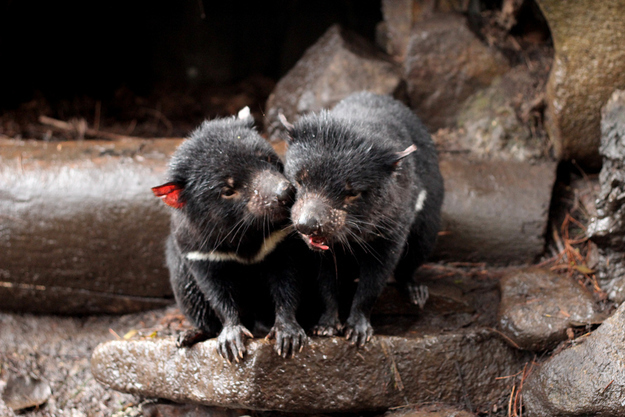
[152,107,308,362]
[283,91,444,346]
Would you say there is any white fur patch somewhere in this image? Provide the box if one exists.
[415,190,427,213]
[237,106,251,120]
[185,229,288,264]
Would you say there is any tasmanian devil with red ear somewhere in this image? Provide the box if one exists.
[283,91,444,346]
[152,107,309,362]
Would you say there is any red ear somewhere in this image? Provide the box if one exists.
[151,182,185,209]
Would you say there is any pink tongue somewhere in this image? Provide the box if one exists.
[309,236,329,251]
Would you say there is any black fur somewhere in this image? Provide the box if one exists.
[284,91,444,346]
[155,112,309,361]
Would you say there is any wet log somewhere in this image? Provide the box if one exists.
[0,138,179,314]
[0,139,555,314]
[433,155,557,264]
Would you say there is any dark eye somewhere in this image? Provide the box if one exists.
[221,187,238,199]
[344,188,361,203]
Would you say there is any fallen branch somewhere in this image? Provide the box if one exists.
[39,115,181,141]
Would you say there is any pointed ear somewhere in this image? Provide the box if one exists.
[392,144,417,168]
[152,182,185,209]
[237,106,254,127]
[278,113,295,143]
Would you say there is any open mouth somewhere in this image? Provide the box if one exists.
[306,235,330,251]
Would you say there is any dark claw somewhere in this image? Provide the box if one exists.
[344,316,373,347]
[217,324,253,363]
[408,283,429,309]
[312,315,342,337]
[267,321,308,358]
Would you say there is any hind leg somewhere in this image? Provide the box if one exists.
[167,236,220,346]
[394,224,435,308]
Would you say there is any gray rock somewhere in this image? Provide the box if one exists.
[433,156,556,265]
[91,332,524,413]
[264,24,403,142]
[498,268,604,351]
[454,67,548,161]
[404,13,510,130]
[588,90,625,302]
[524,301,625,416]
[1,375,52,411]
[376,0,473,61]
[376,0,415,60]
[384,404,476,417]
[0,138,176,314]
[536,0,625,168]
[141,402,248,417]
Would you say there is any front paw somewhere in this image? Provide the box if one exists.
[217,324,253,363]
[312,314,342,337]
[344,315,373,347]
[266,321,309,358]
[176,328,211,348]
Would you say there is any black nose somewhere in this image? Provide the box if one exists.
[294,200,327,236]
[295,212,321,236]
[276,180,295,205]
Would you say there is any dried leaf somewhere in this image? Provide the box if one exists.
[123,329,138,340]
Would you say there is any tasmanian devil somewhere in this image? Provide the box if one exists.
[282,91,444,346]
[152,107,308,362]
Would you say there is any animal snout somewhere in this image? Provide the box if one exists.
[294,200,327,236]
[275,180,295,205]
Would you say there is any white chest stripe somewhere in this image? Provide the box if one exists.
[415,190,427,213]
[185,229,289,264]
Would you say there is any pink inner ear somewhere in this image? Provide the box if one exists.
[151,182,185,209]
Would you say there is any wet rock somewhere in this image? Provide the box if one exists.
[142,402,248,417]
[404,14,510,130]
[1,375,52,412]
[536,0,625,167]
[523,301,625,416]
[433,156,556,265]
[92,332,524,413]
[384,404,476,417]
[0,138,177,314]
[498,268,604,351]
[264,24,403,142]
[587,90,625,302]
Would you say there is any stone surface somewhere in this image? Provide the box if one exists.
[0,138,177,314]
[1,375,51,412]
[497,268,604,351]
[536,0,625,167]
[432,156,556,265]
[524,301,625,416]
[376,0,473,61]
[404,13,510,130]
[141,402,248,417]
[454,66,548,161]
[264,24,403,142]
[92,332,525,413]
[385,404,476,417]
[587,90,625,302]
[0,308,176,416]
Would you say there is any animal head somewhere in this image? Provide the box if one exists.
[283,111,415,251]
[153,109,294,244]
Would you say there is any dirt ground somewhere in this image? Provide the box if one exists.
[0,306,186,416]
